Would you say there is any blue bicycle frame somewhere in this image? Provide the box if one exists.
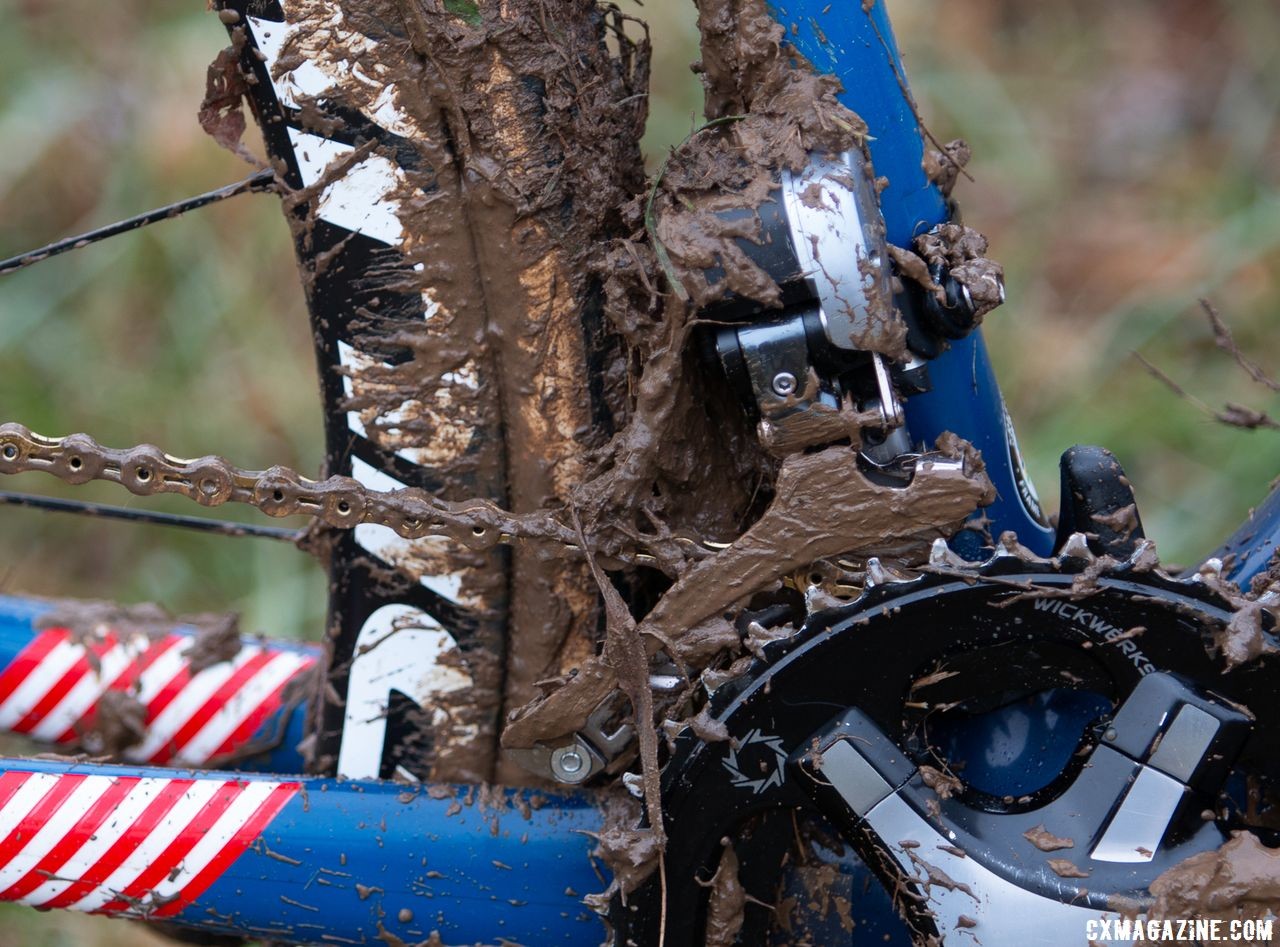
[0,2,1275,944]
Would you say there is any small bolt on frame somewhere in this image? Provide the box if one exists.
[0,2,1277,946]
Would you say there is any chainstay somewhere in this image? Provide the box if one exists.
[0,422,579,550]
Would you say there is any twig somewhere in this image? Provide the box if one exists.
[863,11,974,184]
[1201,298,1280,392]
[567,502,667,854]
[1133,352,1214,415]
[1133,351,1280,432]
[658,854,668,947]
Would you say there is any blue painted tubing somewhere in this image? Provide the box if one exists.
[0,597,48,679]
[189,782,605,944]
[768,0,946,245]
[0,757,604,944]
[1204,484,1280,590]
[902,334,1057,555]
[0,595,315,773]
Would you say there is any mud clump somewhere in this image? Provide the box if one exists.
[582,790,663,912]
[1047,858,1090,879]
[29,598,279,760]
[81,690,147,757]
[700,839,747,947]
[919,764,964,801]
[183,612,243,675]
[36,599,243,674]
[1191,568,1280,671]
[37,598,185,643]
[923,138,972,199]
[1023,824,1074,853]
[1149,832,1280,931]
[915,223,1005,320]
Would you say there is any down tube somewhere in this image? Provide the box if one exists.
[770,0,1056,554]
[0,758,605,945]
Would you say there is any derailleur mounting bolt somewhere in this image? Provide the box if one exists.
[772,371,798,396]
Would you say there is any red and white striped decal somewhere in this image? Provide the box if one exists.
[0,770,297,916]
[0,628,315,764]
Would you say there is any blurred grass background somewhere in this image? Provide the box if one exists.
[893,0,1280,566]
[0,0,1276,942]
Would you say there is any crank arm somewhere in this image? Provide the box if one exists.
[792,672,1250,942]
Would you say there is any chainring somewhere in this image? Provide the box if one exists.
[615,549,1280,945]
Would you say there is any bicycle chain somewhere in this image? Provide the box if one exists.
[0,422,578,550]
[0,422,934,581]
